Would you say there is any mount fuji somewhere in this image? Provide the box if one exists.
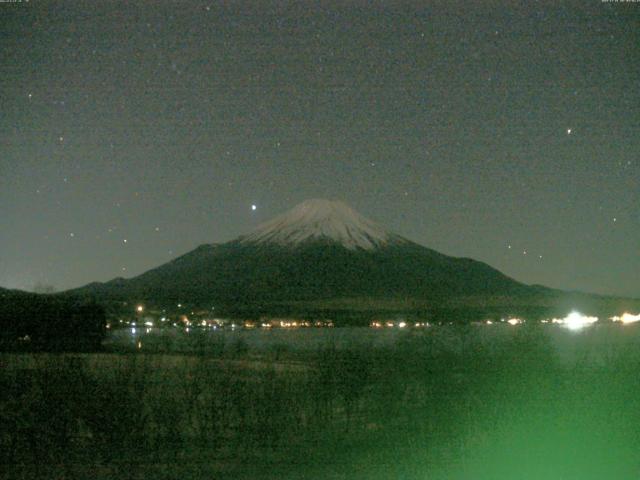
[67,199,637,321]
[238,199,407,250]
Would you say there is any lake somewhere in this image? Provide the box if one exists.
[104,322,640,365]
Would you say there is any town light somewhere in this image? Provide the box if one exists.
[611,312,640,324]
[551,311,598,330]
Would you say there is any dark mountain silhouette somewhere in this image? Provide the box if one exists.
[0,287,106,351]
[64,199,640,320]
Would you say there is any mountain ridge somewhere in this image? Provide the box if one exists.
[54,199,639,320]
[238,199,407,250]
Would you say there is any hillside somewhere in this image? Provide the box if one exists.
[65,199,640,320]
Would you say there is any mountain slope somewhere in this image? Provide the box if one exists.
[64,198,640,320]
[239,199,407,250]
[70,199,536,310]
[84,240,528,304]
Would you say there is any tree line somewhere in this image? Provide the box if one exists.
[0,291,106,351]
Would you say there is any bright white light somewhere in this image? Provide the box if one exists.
[554,311,598,330]
[398,322,407,328]
[507,318,523,326]
[144,321,153,327]
[136,305,144,313]
[611,312,640,324]
[251,204,257,211]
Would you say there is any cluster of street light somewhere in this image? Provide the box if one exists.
[117,305,640,333]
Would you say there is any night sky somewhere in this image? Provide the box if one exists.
[1,1,638,298]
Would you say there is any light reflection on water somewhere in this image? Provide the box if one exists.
[105,323,640,364]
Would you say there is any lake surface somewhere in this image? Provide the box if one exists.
[105,323,640,364]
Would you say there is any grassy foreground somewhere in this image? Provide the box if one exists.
[2,326,640,479]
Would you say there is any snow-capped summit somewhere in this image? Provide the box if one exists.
[67,197,562,315]
[239,198,404,250]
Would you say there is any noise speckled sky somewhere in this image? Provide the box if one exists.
[1,1,638,297]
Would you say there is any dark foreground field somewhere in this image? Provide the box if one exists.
[2,326,640,479]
